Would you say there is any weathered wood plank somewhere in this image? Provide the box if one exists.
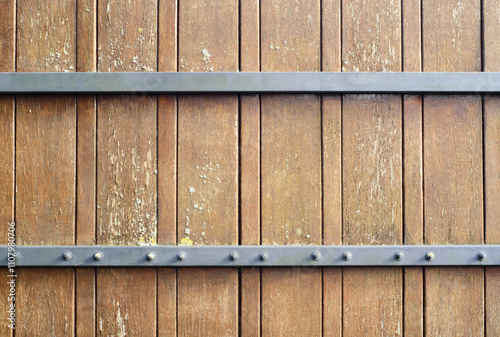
[0,2,15,335]
[157,1,178,336]
[342,1,403,336]
[402,1,423,336]
[261,0,322,335]
[97,268,156,336]
[321,2,342,335]
[176,1,239,335]
[240,2,261,335]
[423,1,484,335]
[484,1,500,335]
[16,1,76,335]
[76,1,97,335]
[96,1,157,336]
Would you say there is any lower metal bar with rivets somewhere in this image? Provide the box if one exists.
[2,245,499,267]
[1,72,500,93]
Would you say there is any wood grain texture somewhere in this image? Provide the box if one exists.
[158,268,177,337]
[403,0,421,73]
[76,2,96,336]
[323,268,342,337]
[483,1,500,335]
[77,0,96,72]
[423,1,484,336]
[240,3,261,335]
[423,0,481,73]
[342,0,401,72]
[321,5,342,335]
[96,1,158,336]
[424,268,484,336]
[16,3,77,335]
[158,0,178,73]
[261,0,320,72]
[423,95,483,244]
[177,1,239,335]
[240,0,260,72]
[97,268,157,336]
[158,2,178,336]
[486,268,500,336]
[98,0,157,72]
[342,1,403,336]
[77,96,96,245]
[342,95,402,245]
[17,0,76,72]
[158,95,177,245]
[261,1,321,336]
[158,0,178,245]
[0,2,15,335]
[17,268,75,337]
[0,0,15,72]
[322,0,341,72]
[177,268,238,336]
[76,268,95,337]
[241,96,260,246]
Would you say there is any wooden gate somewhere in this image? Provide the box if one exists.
[1,0,499,335]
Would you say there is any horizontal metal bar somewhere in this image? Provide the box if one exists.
[2,245,499,267]
[1,72,500,93]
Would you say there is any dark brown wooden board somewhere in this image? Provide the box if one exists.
[423,1,484,335]
[176,0,239,335]
[16,1,77,335]
[157,1,178,336]
[484,1,500,335]
[342,1,403,336]
[0,1,16,335]
[402,1,424,336]
[76,1,97,335]
[96,1,158,335]
[260,0,322,335]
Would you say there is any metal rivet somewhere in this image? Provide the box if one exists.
[230,251,239,261]
[477,251,487,261]
[260,252,269,262]
[12,252,20,262]
[177,251,187,261]
[94,252,103,261]
[394,251,404,261]
[342,251,352,261]
[311,251,321,261]
[425,252,435,261]
[147,252,156,261]
[63,251,73,261]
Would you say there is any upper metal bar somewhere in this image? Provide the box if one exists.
[3,245,499,267]
[1,72,500,93]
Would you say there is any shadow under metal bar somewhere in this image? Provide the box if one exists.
[2,245,499,267]
[1,72,500,93]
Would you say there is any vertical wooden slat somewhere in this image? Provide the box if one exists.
[158,1,178,336]
[0,1,15,335]
[423,1,484,336]
[261,0,322,335]
[96,1,157,336]
[342,1,403,336]
[402,1,423,336]
[240,1,261,336]
[484,1,500,335]
[16,0,76,335]
[76,0,97,336]
[176,0,239,335]
[322,1,342,336]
